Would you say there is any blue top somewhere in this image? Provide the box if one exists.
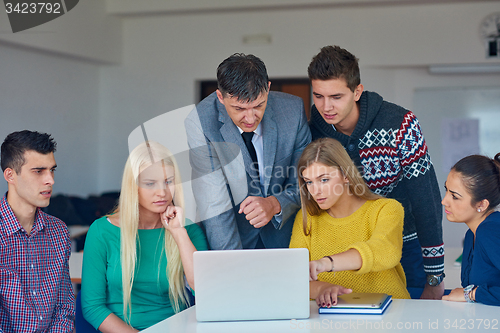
[462,211,500,306]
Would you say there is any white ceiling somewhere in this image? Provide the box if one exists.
[105,0,497,16]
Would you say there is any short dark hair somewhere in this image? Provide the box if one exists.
[308,45,361,92]
[452,153,500,213]
[1,130,57,173]
[217,53,269,102]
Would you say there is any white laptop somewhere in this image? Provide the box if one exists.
[193,248,310,322]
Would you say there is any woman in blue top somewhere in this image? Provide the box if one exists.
[442,153,500,306]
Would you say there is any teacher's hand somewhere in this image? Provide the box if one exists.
[239,196,281,228]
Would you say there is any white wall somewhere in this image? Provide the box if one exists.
[98,1,500,247]
[0,43,101,197]
[0,0,120,198]
[414,85,500,248]
[1,1,499,246]
[106,0,430,15]
[0,0,121,64]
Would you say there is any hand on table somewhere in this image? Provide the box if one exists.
[315,284,352,308]
[421,282,445,300]
[442,288,466,302]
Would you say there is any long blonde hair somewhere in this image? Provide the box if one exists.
[297,138,381,235]
[109,141,189,324]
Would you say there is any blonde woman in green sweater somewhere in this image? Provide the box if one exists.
[81,141,208,332]
[290,138,410,308]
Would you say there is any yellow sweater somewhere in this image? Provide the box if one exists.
[290,198,410,299]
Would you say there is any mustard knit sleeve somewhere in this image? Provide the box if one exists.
[350,199,404,275]
[289,209,311,259]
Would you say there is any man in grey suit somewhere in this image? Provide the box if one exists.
[185,53,311,250]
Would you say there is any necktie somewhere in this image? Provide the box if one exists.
[241,131,259,178]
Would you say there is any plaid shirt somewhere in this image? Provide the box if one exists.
[0,194,75,333]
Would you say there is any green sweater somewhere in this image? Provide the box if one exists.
[81,216,208,330]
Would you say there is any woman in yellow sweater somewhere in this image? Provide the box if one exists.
[290,138,410,308]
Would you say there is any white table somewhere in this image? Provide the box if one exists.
[142,300,499,333]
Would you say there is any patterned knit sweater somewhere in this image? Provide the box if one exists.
[290,199,410,299]
[309,91,444,275]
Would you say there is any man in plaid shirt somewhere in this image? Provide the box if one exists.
[0,130,74,333]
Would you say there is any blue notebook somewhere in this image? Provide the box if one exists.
[318,293,392,315]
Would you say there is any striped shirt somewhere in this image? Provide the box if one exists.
[0,194,75,332]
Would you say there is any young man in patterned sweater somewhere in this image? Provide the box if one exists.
[307,45,444,299]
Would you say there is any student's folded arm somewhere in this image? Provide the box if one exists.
[97,313,139,333]
[475,285,500,306]
[349,200,404,274]
[169,221,209,290]
[178,223,209,290]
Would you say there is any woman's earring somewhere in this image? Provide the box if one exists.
[477,208,481,213]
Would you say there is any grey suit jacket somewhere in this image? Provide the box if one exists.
[185,91,311,249]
